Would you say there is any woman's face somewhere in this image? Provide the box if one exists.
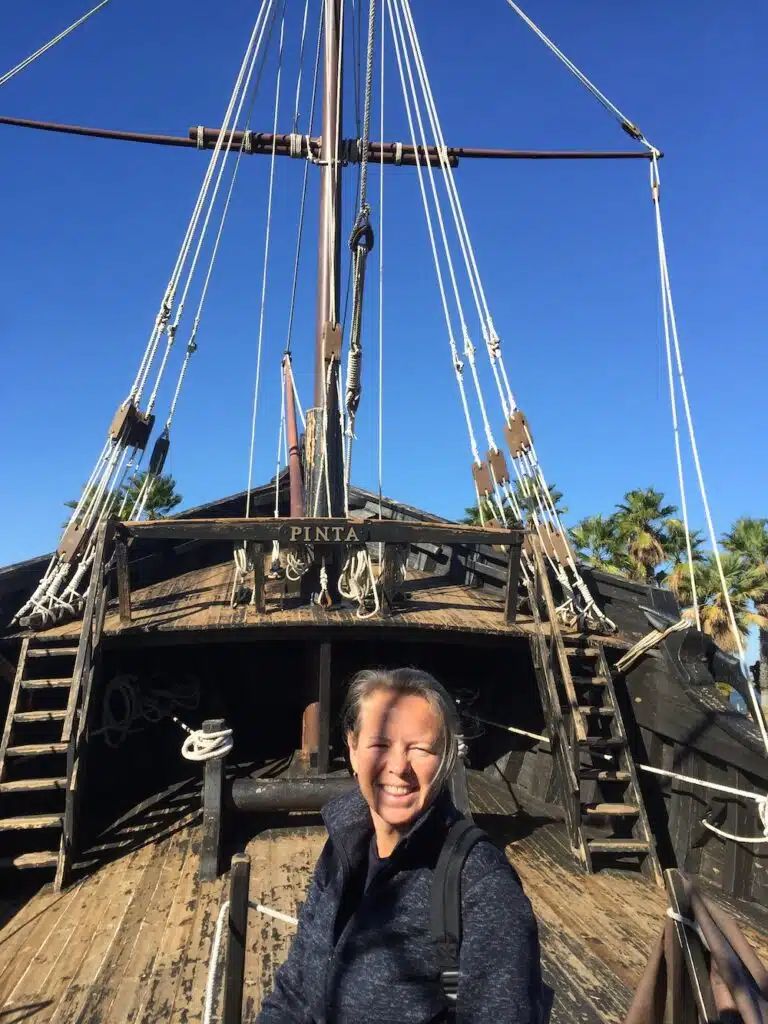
[348,689,442,835]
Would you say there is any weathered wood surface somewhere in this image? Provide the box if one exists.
[3,773,768,1023]
[34,560,629,648]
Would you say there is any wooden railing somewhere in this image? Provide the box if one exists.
[527,535,587,865]
[115,518,525,625]
[59,520,114,887]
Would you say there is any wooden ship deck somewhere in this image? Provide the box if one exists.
[3,770,768,1024]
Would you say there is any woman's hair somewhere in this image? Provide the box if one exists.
[342,668,461,792]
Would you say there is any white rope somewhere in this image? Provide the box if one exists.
[338,546,381,618]
[180,727,234,762]
[292,0,311,131]
[639,763,768,845]
[614,618,690,674]
[502,0,654,149]
[378,0,385,526]
[0,0,112,89]
[650,153,768,758]
[203,900,230,1024]
[386,0,481,468]
[246,12,285,519]
[666,908,711,951]
[255,903,298,927]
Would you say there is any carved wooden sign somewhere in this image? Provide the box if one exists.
[286,524,362,543]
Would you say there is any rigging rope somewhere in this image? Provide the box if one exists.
[0,0,113,90]
[377,0,385,525]
[246,9,286,519]
[501,0,653,149]
[649,152,768,756]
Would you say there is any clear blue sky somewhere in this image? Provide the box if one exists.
[0,0,766,569]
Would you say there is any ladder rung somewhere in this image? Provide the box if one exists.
[572,706,614,716]
[0,851,59,870]
[564,646,600,656]
[584,803,640,816]
[21,678,72,689]
[0,778,67,793]
[14,710,66,723]
[579,768,631,782]
[0,814,63,831]
[582,737,624,750]
[27,647,79,658]
[573,676,609,686]
[588,839,650,854]
[6,743,67,757]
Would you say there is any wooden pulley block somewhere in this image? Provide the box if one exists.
[471,460,493,496]
[321,321,343,361]
[148,432,171,477]
[504,410,532,459]
[487,447,510,486]
[57,520,89,564]
[549,525,572,564]
[109,400,155,451]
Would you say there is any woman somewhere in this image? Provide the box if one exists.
[259,668,543,1023]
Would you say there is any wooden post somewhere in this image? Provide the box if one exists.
[252,545,266,614]
[200,718,227,882]
[223,853,251,1024]
[317,642,331,774]
[115,531,132,625]
[504,537,522,625]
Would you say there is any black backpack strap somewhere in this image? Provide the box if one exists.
[430,819,488,1013]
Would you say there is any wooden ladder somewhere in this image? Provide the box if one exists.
[527,537,662,885]
[0,522,113,890]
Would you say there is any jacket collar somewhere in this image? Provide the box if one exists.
[322,783,460,868]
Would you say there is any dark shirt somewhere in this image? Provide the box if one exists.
[258,786,544,1023]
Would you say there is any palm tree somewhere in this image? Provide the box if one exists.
[461,480,566,526]
[722,518,768,688]
[658,518,706,598]
[675,552,768,653]
[614,488,677,582]
[122,472,183,519]
[64,472,182,524]
[569,514,630,576]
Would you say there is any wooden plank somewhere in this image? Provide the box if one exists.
[723,767,753,901]
[123,516,525,547]
[504,538,522,624]
[224,854,251,1024]
[669,747,704,872]
[200,718,226,882]
[115,530,132,625]
[316,643,331,775]
[0,636,28,783]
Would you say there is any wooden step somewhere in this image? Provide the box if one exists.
[582,736,625,750]
[579,768,631,782]
[0,778,67,793]
[0,851,59,870]
[14,710,66,723]
[588,839,650,854]
[564,646,600,656]
[571,706,614,717]
[6,743,67,757]
[21,678,72,690]
[584,803,640,816]
[0,814,63,831]
[572,676,609,686]
[27,647,78,658]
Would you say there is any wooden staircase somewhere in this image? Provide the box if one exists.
[0,522,113,890]
[527,537,662,885]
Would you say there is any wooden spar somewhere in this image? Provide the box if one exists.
[283,355,304,517]
[0,116,662,160]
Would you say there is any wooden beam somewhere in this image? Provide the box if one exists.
[252,545,265,614]
[317,643,331,775]
[223,853,250,1024]
[121,516,524,547]
[504,539,522,624]
[200,718,227,882]
[115,532,132,625]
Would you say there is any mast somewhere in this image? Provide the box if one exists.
[307,0,345,519]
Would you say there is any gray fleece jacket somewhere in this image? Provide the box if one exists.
[258,787,543,1023]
